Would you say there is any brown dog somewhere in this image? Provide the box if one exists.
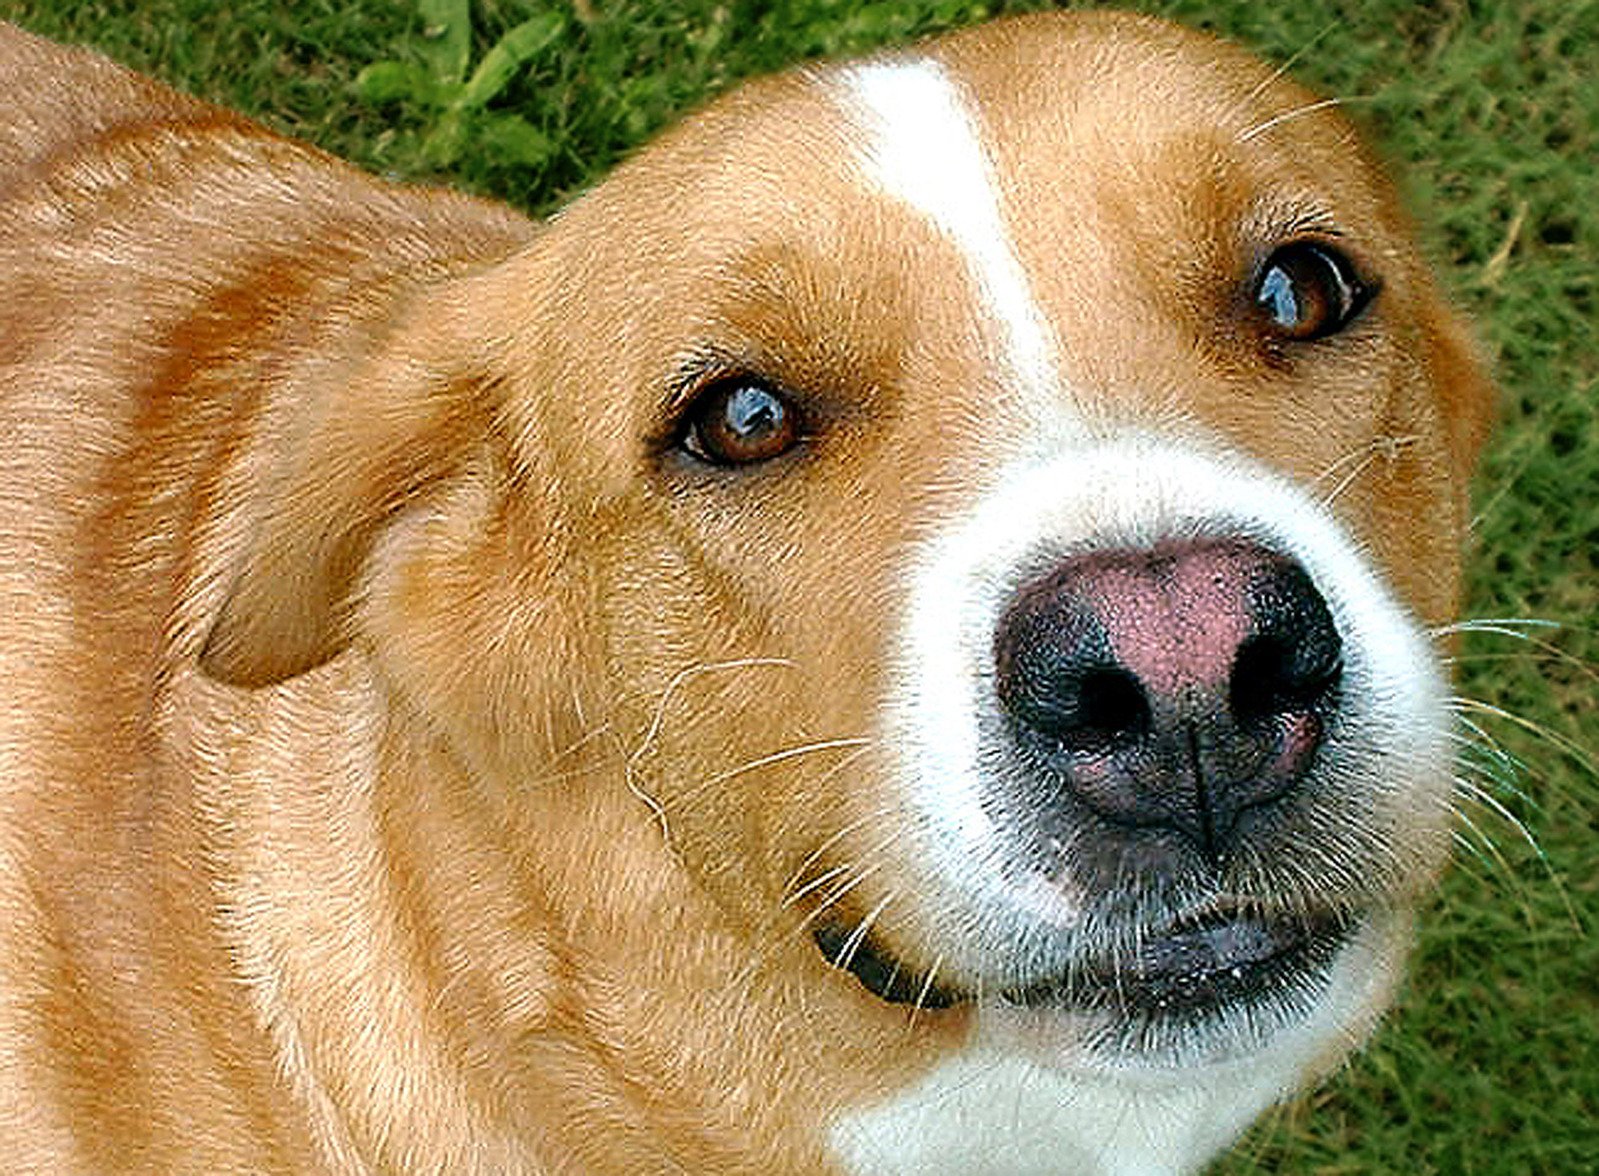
[0,11,1492,1174]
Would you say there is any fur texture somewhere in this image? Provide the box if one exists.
[0,12,1492,1174]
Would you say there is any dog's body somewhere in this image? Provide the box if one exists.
[0,12,1492,1174]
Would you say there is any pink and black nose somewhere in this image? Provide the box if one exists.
[993,539,1343,863]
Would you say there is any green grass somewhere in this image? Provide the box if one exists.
[3,0,1594,1170]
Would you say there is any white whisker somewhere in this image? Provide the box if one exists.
[1236,19,1342,110]
[1453,771,1584,933]
[1447,688,1590,934]
[783,863,856,912]
[622,757,672,846]
[1449,713,1530,793]
[1236,95,1350,143]
[1433,616,1562,638]
[683,737,871,799]
[622,656,797,842]
[908,953,949,1024]
[1451,772,1543,861]
[834,891,899,974]
[1313,435,1420,508]
[782,794,890,903]
[802,858,890,931]
[727,817,908,997]
[1452,696,1599,779]
[630,657,796,767]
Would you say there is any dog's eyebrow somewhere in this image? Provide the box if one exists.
[1248,197,1349,244]
[655,346,763,428]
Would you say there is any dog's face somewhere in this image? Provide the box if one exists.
[197,10,1492,1169]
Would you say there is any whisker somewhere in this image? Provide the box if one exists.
[798,856,891,934]
[621,758,672,846]
[727,861,894,1000]
[630,657,796,767]
[1312,438,1381,483]
[1297,434,1425,520]
[832,891,899,974]
[553,716,614,761]
[621,656,797,842]
[1433,616,1562,638]
[1453,771,1584,934]
[726,819,907,998]
[781,863,856,913]
[1237,19,1342,109]
[907,953,948,1026]
[1313,434,1420,507]
[1451,696,1599,779]
[1435,619,1599,691]
[1236,95,1355,144]
[674,737,871,806]
[1451,820,1501,873]
[1448,698,1588,933]
[1452,771,1544,864]
[1319,449,1379,509]
[781,792,889,904]
[671,743,885,995]
[1449,713,1531,797]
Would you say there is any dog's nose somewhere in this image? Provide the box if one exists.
[993,539,1343,861]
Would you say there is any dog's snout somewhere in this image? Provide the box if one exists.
[993,539,1343,859]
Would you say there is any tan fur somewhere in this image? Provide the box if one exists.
[0,12,1492,1174]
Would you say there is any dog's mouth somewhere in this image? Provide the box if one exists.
[1006,910,1352,1016]
[812,921,965,1010]
[814,908,1352,1021]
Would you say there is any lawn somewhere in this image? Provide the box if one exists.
[3,0,1594,1171]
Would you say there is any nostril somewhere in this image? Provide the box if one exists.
[1073,666,1150,751]
[1231,562,1344,723]
[1002,660,1150,755]
[1230,633,1342,722]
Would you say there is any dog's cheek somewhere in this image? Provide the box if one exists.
[1361,322,1493,631]
[594,542,782,888]
[1424,301,1498,509]
[358,466,601,784]
[590,517,887,926]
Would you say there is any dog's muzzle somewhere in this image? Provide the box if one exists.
[820,441,1447,1044]
[819,539,1358,1019]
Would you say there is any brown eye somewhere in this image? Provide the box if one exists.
[1254,242,1370,341]
[681,376,800,466]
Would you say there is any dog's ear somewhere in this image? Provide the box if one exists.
[197,290,494,687]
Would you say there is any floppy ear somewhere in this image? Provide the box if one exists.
[198,293,494,687]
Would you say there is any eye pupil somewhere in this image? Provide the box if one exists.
[1255,242,1367,341]
[682,376,800,466]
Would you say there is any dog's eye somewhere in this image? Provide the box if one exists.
[1254,242,1370,341]
[680,376,800,466]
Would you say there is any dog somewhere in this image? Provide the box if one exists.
[0,9,1494,1174]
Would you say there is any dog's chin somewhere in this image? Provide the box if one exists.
[815,906,1358,1062]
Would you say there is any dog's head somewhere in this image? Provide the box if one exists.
[199,10,1493,1170]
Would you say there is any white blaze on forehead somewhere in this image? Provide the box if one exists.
[823,54,1072,919]
[829,59,1060,403]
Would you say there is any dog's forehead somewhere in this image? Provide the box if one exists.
[798,13,1403,423]
[824,55,1061,412]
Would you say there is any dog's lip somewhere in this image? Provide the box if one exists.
[815,909,1353,1017]
[1004,909,1352,1014]
[812,921,964,1010]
